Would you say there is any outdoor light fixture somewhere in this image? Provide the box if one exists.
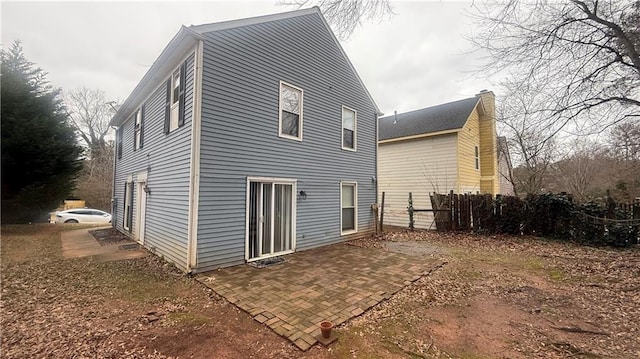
[299,190,307,200]
[143,185,151,195]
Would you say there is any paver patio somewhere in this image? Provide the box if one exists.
[196,243,442,350]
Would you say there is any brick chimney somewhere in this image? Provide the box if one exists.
[475,90,498,195]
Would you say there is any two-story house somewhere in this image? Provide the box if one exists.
[377,91,498,229]
[110,7,380,273]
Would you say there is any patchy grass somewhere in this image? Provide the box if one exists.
[165,311,211,326]
[0,225,299,359]
[347,230,640,359]
[546,267,565,282]
[2,225,639,358]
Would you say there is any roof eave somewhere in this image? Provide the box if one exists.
[313,9,382,115]
[190,8,382,115]
[110,26,205,127]
[189,7,319,34]
[379,128,461,144]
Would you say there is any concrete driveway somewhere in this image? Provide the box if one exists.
[60,227,148,262]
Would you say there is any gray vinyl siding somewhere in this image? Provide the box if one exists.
[195,13,377,270]
[113,52,195,271]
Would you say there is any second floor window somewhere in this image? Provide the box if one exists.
[342,106,357,150]
[134,107,144,150]
[170,69,181,132]
[475,145,480,170]
[116,127,123,159]
[279,81,303,140]
[164,60,187,134]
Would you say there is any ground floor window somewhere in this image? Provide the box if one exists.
[341,182,357,234]
[123,181,133,231]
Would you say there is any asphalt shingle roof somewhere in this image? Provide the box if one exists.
[379,97,480,141]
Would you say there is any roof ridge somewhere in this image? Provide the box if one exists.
[189,7,320,34]
[380,96,478,120]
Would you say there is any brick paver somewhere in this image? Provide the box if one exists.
[196,243,440,351]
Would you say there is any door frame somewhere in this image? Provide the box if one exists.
[245,176,297,262]
[135,172,148,244]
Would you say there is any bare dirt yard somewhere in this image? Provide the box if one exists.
[1,225,638,358]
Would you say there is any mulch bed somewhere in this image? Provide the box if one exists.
[89,227,134,246]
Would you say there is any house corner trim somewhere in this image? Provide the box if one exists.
[187,39,204,270]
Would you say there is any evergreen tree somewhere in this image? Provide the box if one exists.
[1,41,83,223]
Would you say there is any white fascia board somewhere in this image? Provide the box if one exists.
[190,7,381,116]
[110,26,205,127]
[314,11,382,115]
[189,7,319,34]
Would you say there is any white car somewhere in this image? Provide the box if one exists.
[55,209,112,224]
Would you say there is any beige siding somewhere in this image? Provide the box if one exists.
[457,109,481,193]
[497,138,515,195]
[378,134,457,229]
[478,92,499,194]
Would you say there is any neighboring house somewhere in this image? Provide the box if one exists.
[109,8,380,273]
[377,91,498,229]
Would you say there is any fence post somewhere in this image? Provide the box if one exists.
[408,192,414,230]
[449,190,454,231]
[380,192,385,233]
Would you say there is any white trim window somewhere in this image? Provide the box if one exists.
[133,108,143,150]
[475,145,480,170]
[170,68,181,131]
[340,182,357,234]
[123,181,133,232]
[245,177,297,261]
[342,106,357,151]
[164,60,187,134]
[279,81,303,141]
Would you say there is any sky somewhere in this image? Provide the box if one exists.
[1,0,495,117]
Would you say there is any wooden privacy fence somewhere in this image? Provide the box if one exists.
[426,190,504,232]
[418,191,640,246]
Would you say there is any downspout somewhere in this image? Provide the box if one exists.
[375,110,383,232]
[375,112,380,202]
[110,125,118,229]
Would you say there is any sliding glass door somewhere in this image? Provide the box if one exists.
[247,178,295,261]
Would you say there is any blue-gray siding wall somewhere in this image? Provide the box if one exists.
[113,52,195,271]
[196,13,377,270]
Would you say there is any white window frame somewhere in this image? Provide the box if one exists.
[170,68,181,132]
[340,181,358,235]
[278,81,303,141]
[244,176,298,261]
[341,105,357,151]
[475,145,480,171]
[134,108,142,150]
[124,180,133,231]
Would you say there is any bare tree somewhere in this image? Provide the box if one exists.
[278,0,394,39]
[65,87,114,157]
[551,140,603,202]
[607,121,640,200]
[470,1,640,134]
[64,87,116,211]
[74,143,114,211]
[497,81,559,196]
[609,121,640,161]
